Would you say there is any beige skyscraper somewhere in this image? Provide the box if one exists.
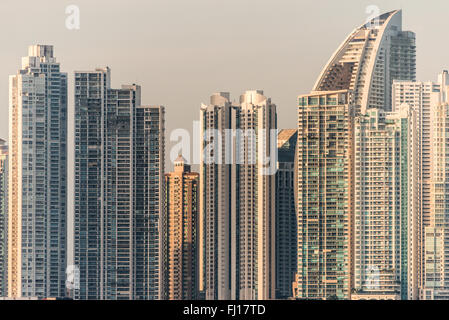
[393,71,449,299]
[199,92,238,300]
[423,71,449,300]
[199,90,277,300]
[352,106,418,300]
[238,90,276,300]
[164,156,199,300]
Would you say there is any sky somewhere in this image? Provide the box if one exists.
[1,0,448,263]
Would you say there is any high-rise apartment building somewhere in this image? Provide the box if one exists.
[314,10,416,114]
[0,139,7,297]
[295,9,417,301]
[74,68,165,300]
[422,71,449,300]
[294,90,354,300]
[352,106,418,300]
[199,90,277,300]
[8,45,67,298]
[164,156,199,300]
[238,90,276,300]
[275,129,297,299]
[392,71,449,299]
[199,92,238,300]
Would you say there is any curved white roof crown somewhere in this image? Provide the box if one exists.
[313,10,416,114]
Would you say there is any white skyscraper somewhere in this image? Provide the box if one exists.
[238,90,276,300]
[199,92,238,300]
[392,71,449,299]
[200,90,277,300]
[353,106,418,300]
[423,71,449,300]
[8,45,67,298]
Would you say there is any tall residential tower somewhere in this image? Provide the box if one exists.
[392,71,449,299]
[199,92,238,300]
[200,90,277,300]
[295,90,354,300]
[352,106,418,300]
[74,68,165,299]
[165,156,199,300]
[422,71,449,299]
[8,45,67,298]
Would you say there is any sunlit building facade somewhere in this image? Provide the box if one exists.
[423,71,449,300]
[8,45,67,298]
[353,106,418,300]
[238,90,277,300]
[199,92,238,300]
[200,90,277,300]
[165,156,199,300]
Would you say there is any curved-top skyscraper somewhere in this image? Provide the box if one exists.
[295,10,416,300]
[313,10,416,114]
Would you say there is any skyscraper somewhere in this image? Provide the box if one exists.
[199,92,238,300]
[294,90,354,300]
[0,139,7,297]
[164,156,199,300]
[238,90,277,300]
[295,9,417,300]
[275,129,297,299]
[199,90,277,300]
[74,68,165,300]
[352,106,418,300]
[422,71,449,300]
[8,45,67,298]
[314,10,416,114]
[392,71,449,299]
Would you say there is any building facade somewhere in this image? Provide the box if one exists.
[200,90,277,300]
[393,71,449,299]
[238,90,277,300]
[353,107,418,299]
[423,71,449,300]
[295,90,354,300]
[164,156,199,300]
[275,129,297,299]
[0,139,7,297]
[199,92,238,300]
[74,68,165,299]
[8,45,67,298]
